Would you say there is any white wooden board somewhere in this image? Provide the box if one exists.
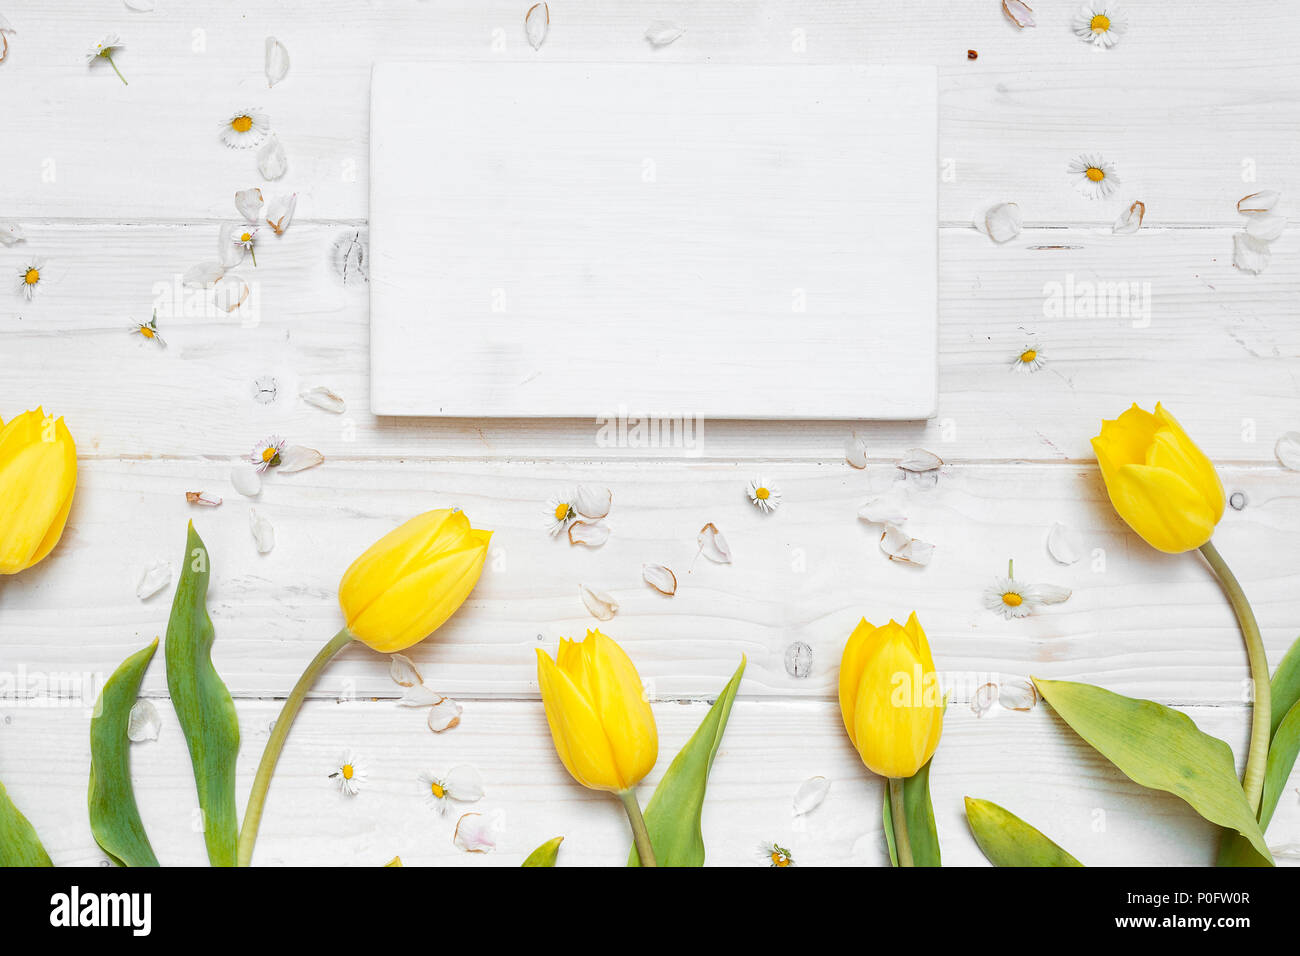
[370,62,938,419]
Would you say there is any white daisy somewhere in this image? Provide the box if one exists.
[232,226,259,267]
[983,562,1044,619]
[130,311,165,347]
[249,435,286,472]
[16,260,42,300]
[1068,153,1120,200]
[758,842,794,867]
[545,491,577,535]
[1072,3,1127,48]
[1011,343,1046,373]
[746,476,782,513]
[329,749,367,796]
[87,34,128,85]
[418,765,485,814]
[220,109,270,149]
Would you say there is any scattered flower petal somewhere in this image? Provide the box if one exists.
[124,0,156,10]
[1001,0,1036,28]
[300,386,346,413]
[249,507,276,553]
[1233,233,1271,274]
[879,524,934,566]
[399,684,442,707]
[1275,432,1300,471]
[1238,190,1280,215]
[265,193,297,236]
[746,476,782,513]
[428,696,463,732]
[134,561,172,600]
[454,810,504,853]
[784,640,813,678]
[183,260,225,289]
[971,682,999,718]
[127,700,161,741]
[231,463,262,497]
[277,445,324,473]
[792,776,830,816]
[998,679,1039,712]
[579,584,619,621]
[898,448,942,472]
[1046,522,1082,565]
[186,491,223,507]
[525,2,549,50]
[568,520,610,547]
[0,222,24,246]
[1037,583,1072,605]
[575,484,612,519]
[235,187,264,222]
[389,653,422,687]
[1246,212,1286,242]
[977,202,1022,243]
[857,495,908,526]
[265,36,289,88]
[332,231,368,284]
[697,522,733,564]
[257,135,288,180]
[642,563,677,595]
[645,20,684,47]
[845,433,869,469]
[1112,200,1144,235]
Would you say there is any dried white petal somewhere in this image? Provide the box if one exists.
[0,221,25,246]
[971,682,999,718]
[265,37,289,88]
[845,433,869,469]
[1246,212,1286,242]
[857,495,908,526]
[183,260,225,289]
[1233,233,1271,274]
[265,193,297,236]
[257,135,288,180]
[697,522,733,564]
[1238,190,1280,215]
[389,653,422,687]
[1112,200,1145,236]
[998,679,1039,712]
[453,810,504,853]
[186,491,223,507]
[879,524,934,567]
[428,696,463,732]
[645,20,684,47]
[978,202,1022,243]
[124,0,156,10]
[400,684,442,706]
[1002,0,1035,28]
[525,2,549,50]
[249,508,275,553]
[792,776,830,816]
[574,484,612,519]
[444,765,485,803]
[567,520,609,547]
[218,222,246,268]
[277,445,324,473]
[235,187,264,222]
[1036,583,1072,605]
[300,386,346,413]
[579,584,619,621]
[127,700,161,741]
[134,561,172,600]
[1046,522,1082,565]
[898,448,942,472]
[642,563,677,595]
[231,462,262,497]
[1276,432,1300,471]
[212,274,250,313]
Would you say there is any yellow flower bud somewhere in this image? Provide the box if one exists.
[536,629,658,793]
[838,613,943,779]
[0,408,77,575]
[338,508,492,653]
[1091,403,1224,554]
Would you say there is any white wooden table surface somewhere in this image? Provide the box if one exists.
[2,0,1298,867]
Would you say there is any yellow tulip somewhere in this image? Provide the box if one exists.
[536,629,658,793]
[338,508,492,653]
[0,408,77,575]
[1091,403,1224,554]
[839,612,943,779]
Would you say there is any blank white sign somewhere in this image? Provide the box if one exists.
[370,62,937,419]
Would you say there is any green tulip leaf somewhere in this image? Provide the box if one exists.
[1034,678,1271,864]
[882,757,941,867]
[1261,700,1300,832]
[0,781,53,867]
[629,657,745,867]
[88,639,161,867]
[165,522,240,867]
[522,836,564,867]
[1269,633,1300,738]
[964,797,1083,867]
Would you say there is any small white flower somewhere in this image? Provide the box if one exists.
[545,491,577,535]
[250,435,286,472]
[16,260,42,300]
[232,226,259,266]
[1072,3,1127,49]
[983,563,1045,619]
[1011,343,1046,373]
[329,749,367,796]
[220,109,270,149]
[1068,153,1120,200]
[130,311,165,347]
[418,765,485,814]
[746,476,782,513]
[758,841,795,867]
[87,35,128,84]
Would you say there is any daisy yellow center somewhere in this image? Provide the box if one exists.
[341,764,354,780]
[140,327,155,339]
[232,115,254,133]
[1090,14,1111,31]
[261,446,277,463]
[771,851,790,867]
[1002,592,1023,607]
[554,503,570,520]
[755,487,770,500]
[23,268,39,285]
[1020,349,1037,363]
[430,782,446,799]
[1085,166,1105,182]
[241,232,253,243]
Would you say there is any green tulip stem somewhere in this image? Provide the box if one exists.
[618,789,658,867]
[888,777,914,867]
[1199,540,1270,813]
[236,627,355,866]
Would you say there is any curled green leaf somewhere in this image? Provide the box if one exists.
[0,781,52,867]
[89,638,161,867]
[965,797,1082,867]
[522,836,564,867]
[165,522,240,866]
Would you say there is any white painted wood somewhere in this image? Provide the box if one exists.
[370,62,938,419]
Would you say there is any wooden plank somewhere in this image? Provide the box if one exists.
[0,698,1292,867]
[2,225,1296,461]
[0,2,1296,222]
[1,458,1296,704]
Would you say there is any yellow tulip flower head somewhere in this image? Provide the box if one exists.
[338,508,492,653]
[1092,403,1224,554]
[0,408,77,575]
[838,613,944,779]
[536,629,658,793]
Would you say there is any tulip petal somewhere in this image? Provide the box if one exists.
[580,631,657,789]
[1109,463,1218,553]
[851,623,943,779]
[536,648,624,790]
[838,618,880,749]
[1152,404,1225,523]
[0,411,77,573]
